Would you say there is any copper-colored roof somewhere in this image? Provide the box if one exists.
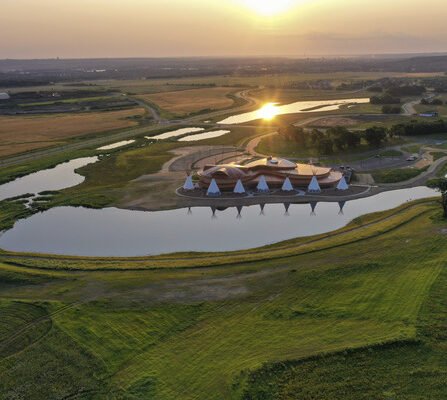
[198,157,341,189]
[245,157,296,169]
[200,164,247,179]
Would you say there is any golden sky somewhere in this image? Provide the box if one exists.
[1,0,446,58]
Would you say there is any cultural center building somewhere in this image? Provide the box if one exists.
[197,157,343,190]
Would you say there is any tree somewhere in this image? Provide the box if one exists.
[428,179,447,218]
[279,125,307,147]
[370,93,401,105]
[317,137,334,155]
[326,127,360,150]
[364,127,387,148]
[382,105,401,114]
[310,129,324,145]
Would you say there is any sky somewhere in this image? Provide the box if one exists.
[1,0,446,59]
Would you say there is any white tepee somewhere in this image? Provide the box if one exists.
[336,176,349,191]
[307,176,321,193]
[233,179,246,194]
[257,175,270,193]
[207,179,221,197]
[183,175,194,191]
[281,177,294,192]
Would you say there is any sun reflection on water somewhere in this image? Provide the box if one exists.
[257,103,279,120]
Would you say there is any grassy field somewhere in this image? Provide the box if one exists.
[372,166,429,183]
[250,88,372,103]
[239,265,447,399]
[91,72,443,92]
[137,87,237,118]
[0,108,146,158]
[0,201,445,399]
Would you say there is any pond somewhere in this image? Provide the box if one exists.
[0,157,98,201]
[97,140,135,150]
[147,127,205,140]
[0,187,436,257]
[219,98,370,124]
[178,130,231,142]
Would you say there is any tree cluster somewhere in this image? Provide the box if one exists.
[279,125,389,155]
[421,98,444,106]
[428,178,447,218]
[370,85,427,105]
[382,105,402,114]
[386,85,426,97]
[370,93,401,105]
[388,119,447,137]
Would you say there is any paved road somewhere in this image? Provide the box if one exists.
[402,100,419,116]
[130,97,164,123]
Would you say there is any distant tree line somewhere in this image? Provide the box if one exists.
[279,118,447,155]
[370,93,401,105]
[421,98,444,106]
[386,85,426,97]
[388,119,447,136]
[279,125,388,155]
[370,85,426,105]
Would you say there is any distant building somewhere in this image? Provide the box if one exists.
[419,111,438,118]
[0,92,10,100]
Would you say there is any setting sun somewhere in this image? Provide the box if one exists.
[242,0,294,16]
[257,103,279,120]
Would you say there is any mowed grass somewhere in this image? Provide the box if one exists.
[239,265,447,400]
[0,203,446,399]
[137,87,237,118]
[372,166,429,183]
[0,301,52,359]
[0,108,145,158]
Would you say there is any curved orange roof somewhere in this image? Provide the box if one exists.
[245,157,296,169]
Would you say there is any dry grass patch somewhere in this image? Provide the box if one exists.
[0,108,145,158]
[138,87,235,116]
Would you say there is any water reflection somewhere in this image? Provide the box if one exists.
[338,201,346,215]
[147,127,205,141]
[219,98,370,124]
[97,140,135,151]
[0,187,437,257]
[310,201,318,216]
[236,205,243,219]
[0,157,98,201]
[178,130,230,142]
